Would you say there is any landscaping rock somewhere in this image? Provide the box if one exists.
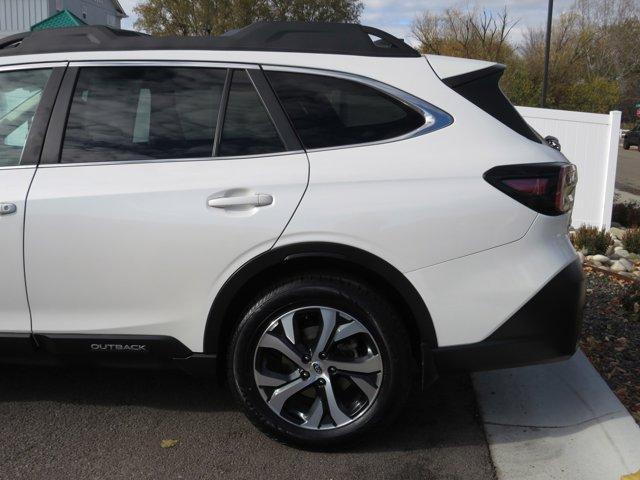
[614,239,623,247]
[616,249,631,259]
[610,227,626,239]
[606,245,616,256]
[611,261,627,272]
[611,258,634,272]
[592,254,611,264]
[620,258,634,271]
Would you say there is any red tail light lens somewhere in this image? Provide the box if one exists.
[484,163,577,216]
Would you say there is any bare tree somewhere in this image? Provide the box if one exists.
[412,1,637,116]
[411,6,518,63]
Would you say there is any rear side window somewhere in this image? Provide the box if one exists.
[219,70,285,157]
[0,68,51,167]
[61,67,226,163]
[266,71,425,150]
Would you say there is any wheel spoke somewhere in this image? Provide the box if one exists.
[326,353,382,374]
[255,369,298,388]
[323,379,352,426]
[268,378,309,412]
[280,312,296,344]
[332,320,368,343]
[315,308,337,355]
[349,375,379,403]
[301,396,324,429]
[257,332,305,369]
[254,306,384,431]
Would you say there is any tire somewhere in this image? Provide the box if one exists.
[623,141,630,150]
[227,272,413,448]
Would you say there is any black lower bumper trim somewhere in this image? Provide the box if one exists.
[433,258,585,372]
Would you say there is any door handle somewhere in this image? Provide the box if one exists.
[207,194,273,209]
[0,203,16,215]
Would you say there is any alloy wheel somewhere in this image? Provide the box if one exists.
[253,306,383,430]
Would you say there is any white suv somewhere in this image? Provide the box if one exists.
[0,22,583,447]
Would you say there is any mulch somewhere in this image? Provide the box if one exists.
[581,265,640,424]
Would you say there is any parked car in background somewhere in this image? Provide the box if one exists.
[0,22,583,447]
[623,124,640,149]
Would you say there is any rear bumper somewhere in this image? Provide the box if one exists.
[432,257,585,372]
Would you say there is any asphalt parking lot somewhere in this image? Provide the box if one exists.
[616,146,640,197]
[0,366,495,480]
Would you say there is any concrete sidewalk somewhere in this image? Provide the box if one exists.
[473,351,640,480]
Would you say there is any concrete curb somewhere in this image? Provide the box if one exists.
[472,350,640,480]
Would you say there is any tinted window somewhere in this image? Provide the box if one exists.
[219,70,284,157]
[0,68,51,167]
[266,71,425,149]
[61,67,226,163]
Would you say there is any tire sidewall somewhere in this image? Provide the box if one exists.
[229,279,410,447]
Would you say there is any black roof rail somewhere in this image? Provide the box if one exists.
[0,32,29,50]
[0,22,421,58]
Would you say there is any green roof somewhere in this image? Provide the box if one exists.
[31,10,87,31]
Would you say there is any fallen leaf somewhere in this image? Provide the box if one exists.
[160,439,179,449]
[621,471,640,480]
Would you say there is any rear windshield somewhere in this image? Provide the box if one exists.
[443,66,541,143]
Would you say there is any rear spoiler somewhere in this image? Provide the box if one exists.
[425,54,542,144]
[425,55,500,83]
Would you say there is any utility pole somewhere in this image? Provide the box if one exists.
[541,0,554,108]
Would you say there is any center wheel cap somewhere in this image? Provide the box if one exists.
[312,362,323,375]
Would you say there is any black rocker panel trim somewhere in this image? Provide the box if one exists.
[0,333,216,376]
[0,333,36,356]
[433,258,585,372]
[0,22,421,58]
[34,334,193,358]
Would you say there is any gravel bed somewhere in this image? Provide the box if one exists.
[581,265,640,424]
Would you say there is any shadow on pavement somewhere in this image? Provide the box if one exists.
[0,365,496,479]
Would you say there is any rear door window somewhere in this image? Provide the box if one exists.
[266,71,425,150]
[0,68,52,166]
[218,70,285,157]
[61,67,226,163]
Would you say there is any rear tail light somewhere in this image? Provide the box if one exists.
[484,163,578,216]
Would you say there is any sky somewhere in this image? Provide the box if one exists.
[117,0,576,45]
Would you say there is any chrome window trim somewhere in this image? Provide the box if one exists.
[0,165,37,171]
[68,60,260,69]
[0,62,68,72]
[40,150,306,168]
[261,64,454,153]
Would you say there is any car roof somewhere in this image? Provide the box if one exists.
[0,22,421,59]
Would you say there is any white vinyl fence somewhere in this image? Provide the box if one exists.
[516,106,622,229]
